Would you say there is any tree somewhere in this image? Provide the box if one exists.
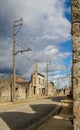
[50,82,54,86]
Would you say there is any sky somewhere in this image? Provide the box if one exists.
[0,0,72,88]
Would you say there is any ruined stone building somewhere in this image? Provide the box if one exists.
[30,62,57,97]
[72,0,80,129]
[0,69,57,102]
[47,82,57,96]
[31,71,45,97]
[0,57,72,102]
[0,75,28,102]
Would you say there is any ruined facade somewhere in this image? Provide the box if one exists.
[31,71,46,97]
[0,71,57,102]
[72,0,80,129]
[45,82,57,96]
[0,75,28,102]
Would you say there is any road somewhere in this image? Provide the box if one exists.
[0,96,65,130]
[38,99,73,130]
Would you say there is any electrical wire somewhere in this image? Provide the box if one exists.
[16,39,32,62]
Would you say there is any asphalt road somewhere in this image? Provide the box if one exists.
[0,96,65,130]
[38,99,73,130]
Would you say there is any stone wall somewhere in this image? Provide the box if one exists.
[0,80,12,102]
[72,0,80,129]
[47,83,57,96]
[0,76,30,102]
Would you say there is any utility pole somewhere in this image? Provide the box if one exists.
[46,62,50,96]
[13,18,31,101]
[46,63,48,95]
[66,65,69,87]
[57,77,59,93]
[35,60,38,73]
[13,18,23,101]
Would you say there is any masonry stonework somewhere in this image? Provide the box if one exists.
[72,0,80,129]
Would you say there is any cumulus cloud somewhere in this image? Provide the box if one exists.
[44,46,58,55]
[0,0,72,87]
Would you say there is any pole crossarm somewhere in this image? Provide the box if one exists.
[16,48,32,55]
[14,18,23,35]
[14,18,23,24]
[15,18,23,22]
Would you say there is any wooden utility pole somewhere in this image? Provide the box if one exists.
[13,18,23,101]
[35,60,38,72]
[46,62,50,96]
[13,21,16,101]
[46,63,48,95]
[13,18,32,101]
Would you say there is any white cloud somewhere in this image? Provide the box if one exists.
[58,52,71,59]
[0,0,72,85]
[3,0,71,42]
[44,46,58,55]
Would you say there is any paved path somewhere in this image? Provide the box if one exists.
[0,97,62,130]
[38,99,73,130]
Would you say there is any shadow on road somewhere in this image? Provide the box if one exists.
[0,96,72,130]
[46,96,68,102]
[0,104,56,130]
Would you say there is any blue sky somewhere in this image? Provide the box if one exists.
[0,0,72,88]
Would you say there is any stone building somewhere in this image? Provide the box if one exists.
[0,75,30,102]
[31,71,46,97]
[65,87,71,96]
[0,77,11,102]
[30,62,57,97]
[0,72,46,102]
[47,82,57,96]
[55,87,71,96]
[72,0,80,129]
[0,62,57,102]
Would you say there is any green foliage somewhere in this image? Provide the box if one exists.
[50,82,54,86]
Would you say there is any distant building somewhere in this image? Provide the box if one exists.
[31,71,45,97]
[47,82,57,96]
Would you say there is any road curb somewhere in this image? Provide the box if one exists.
[24,105,62,130]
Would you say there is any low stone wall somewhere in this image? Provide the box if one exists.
[0,96,11,103]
